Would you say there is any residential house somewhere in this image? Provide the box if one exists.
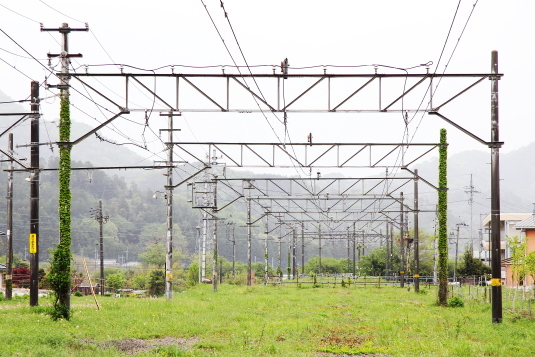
[0,263,5,289]
[509,215,535,287]
[482,213,531,285]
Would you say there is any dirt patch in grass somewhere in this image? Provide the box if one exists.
[80,336,199,355]
[317,353,391,357]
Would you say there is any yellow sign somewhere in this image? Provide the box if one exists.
[490,278,501,286]
[400,271,405,274]
[29,234,37,253]
[414,274,420,278]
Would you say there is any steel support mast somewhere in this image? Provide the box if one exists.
[490,51,502,323]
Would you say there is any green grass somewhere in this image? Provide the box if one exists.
[0,285,534,356]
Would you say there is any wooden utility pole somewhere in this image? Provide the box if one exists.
[29,80,39,306]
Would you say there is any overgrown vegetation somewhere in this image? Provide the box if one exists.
[48,93,73,320]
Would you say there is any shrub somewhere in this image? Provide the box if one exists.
[148,270,165,296]
[73,291,84,297]
[186,262,199,287]
[418,288,428,295]
[448,296,464,308]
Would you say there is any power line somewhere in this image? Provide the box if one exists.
[434,0,462,74]
[38,0,86,24]
[0,3,40,23]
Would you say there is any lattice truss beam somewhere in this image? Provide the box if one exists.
[191,177,422,233]
[68,72,499,114]
[172,142,443,169]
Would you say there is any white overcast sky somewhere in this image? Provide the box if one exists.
[0,1,532,175]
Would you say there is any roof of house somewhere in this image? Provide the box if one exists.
[515,215,535,230]
[482,213,532,227]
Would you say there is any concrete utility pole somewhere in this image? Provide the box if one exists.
[246,182,252,285]
[277,226,282,278]
[385,223,389,277]
[165,113,174,300]
[490,50,502,323]
[292,227,297,279]
[160,111,181,300]
[352,222,356,276]
[318,224,322,275]
[29,80,39,306]
[5,133,13,300]
[414,169,420,292]
[400,192,405,288]
[451,223,466,282]
[201,168,208,281]
[230,222,236,279]
[212,177,218,292]
[301,222,305,275]
[346,226,350,273]
[91,200,108,296]
[465,174,479,252]
[196,225,201,283]
[265,219,269,282]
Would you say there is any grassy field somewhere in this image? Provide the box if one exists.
[0,284,534,356]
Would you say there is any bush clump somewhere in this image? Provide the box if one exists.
[448,296,464,308]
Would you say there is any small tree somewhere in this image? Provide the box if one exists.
[107,273,126,292]
[148,270,165,296]
[139,243,165,268]
[525,251,535,292]
[458,249,491,277]
[187,261,199,287]
[131,273,149,290]
[507,235,527,286]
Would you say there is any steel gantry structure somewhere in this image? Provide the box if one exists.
[33,52,503,321]
[187,171,427,287]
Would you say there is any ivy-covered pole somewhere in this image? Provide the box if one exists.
[437,128,448,306]
[47,89,72,319]
[44,23,85,320]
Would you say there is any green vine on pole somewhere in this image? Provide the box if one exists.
[48,92,72,320]
[437,128,448,306]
